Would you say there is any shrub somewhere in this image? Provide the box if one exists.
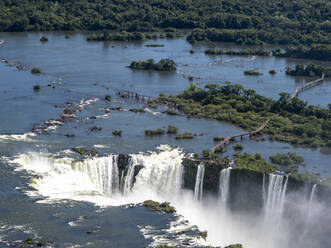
[90,148,99,156]
[213,136,224,142]
[269,152,304,166]
[234,144,243,151]
[90,126,102,132]
[167,125,178,134]
[63,108,75,115]
[145,128,165,136]
[31,68,42,74]
[165,109,178,115]
[214,146,224,153]
[40,36,48,42]
[175,133,195,139]
[33,84,40,91]
[244,70,263,75]
[105,95,111,101]
[112,130,122,136]
[72,147,88,156]
[128,58,176,71]
[143,200,176,213]
[202,149,210,158]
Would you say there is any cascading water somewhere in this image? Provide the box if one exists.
[122,156,139,195]
[73,155,120,197]
[262,173,267,202]
[218,167,231,208]
[264,174,288,224]
[13,145,185,204]
[308,184,317,219]
[194,163,205,201]
[129,145,184,202]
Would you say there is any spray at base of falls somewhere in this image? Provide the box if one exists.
[264,174,288,225]
[194,163,205,201]
[218,167,231,208]
[12,145,185,205]
[11,147,326,248]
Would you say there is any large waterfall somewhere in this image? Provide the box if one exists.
[73,155,120,197]
[218,167,231,208]
[194,163,205,201]
[264,174,288,224]
[13,145,185,204]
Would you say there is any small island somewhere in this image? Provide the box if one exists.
[128,58,176,71]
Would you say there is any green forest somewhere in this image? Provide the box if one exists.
[156,84,331,149]
[1,0,330,46]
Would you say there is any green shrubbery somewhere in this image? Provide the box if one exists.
[205,48,269,56]
[175,133,195,139]
[269,152,304,166]
[286,63,331,77]
[87,30,145,41]
[244,70,263,76]
[33,84,40,91]
[143,200,176,213]
[234,153,278,174]
[145,128,165,136]
[112,130,122,136]
[156,84,331,148]
[129,59,176,71]
[31,68,42,74]
[167,125,178,134]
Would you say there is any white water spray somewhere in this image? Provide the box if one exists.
[308,184,317,219]
[122,156,139,195]
[73,155,120,197]
[218,167,231,208]
[194,163,205,201]
[264,174,288,224]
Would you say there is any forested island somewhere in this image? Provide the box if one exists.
[1,0,330,60]
[286,63,331,77]
[128,59,176,71]
[155,84,331,149]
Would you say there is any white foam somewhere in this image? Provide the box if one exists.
[0,132,37,143]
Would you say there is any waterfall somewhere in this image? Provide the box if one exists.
[262,173,267,202]
[194,163,205,201]
[130,145,184,201]
[73,155,120,197]
[14,146,185,203]
[308,184,317,219]
[264,174,288,224]
[218,167,231,208]
[123,156,139,195]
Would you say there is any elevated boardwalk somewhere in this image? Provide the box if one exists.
[116,90,157,103]
[211,119,270,154]
[292,74,325,98]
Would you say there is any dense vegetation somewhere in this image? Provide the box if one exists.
[156,84,331,148]
[286,63,331,77]
[87,30,145,41]
[129,59,176,71]
[205,48,270,56]
[273,44,331,61]
[244,70,263,76]
[1,0,330,48]
[143,200,176,214]
[234,153,278,174]
[145,128,165,136]
[269,152,304,166]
